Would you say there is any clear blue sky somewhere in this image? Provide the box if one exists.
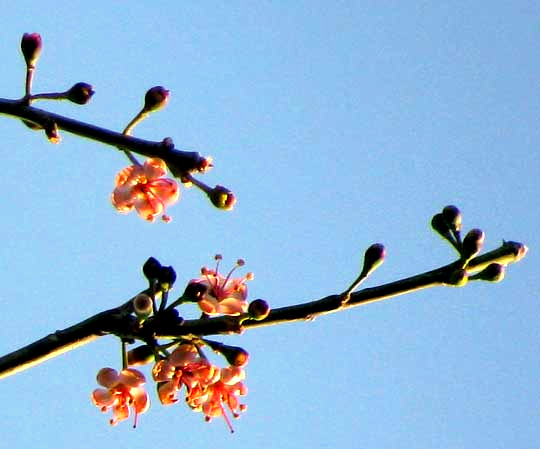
[0,2,538,448]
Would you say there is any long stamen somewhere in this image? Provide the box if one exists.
[219,401,235,433]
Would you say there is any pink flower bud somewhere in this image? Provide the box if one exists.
[133,293,153,318]
[21,32,42,68]
[462,228,485,261]
[143,86,170,112]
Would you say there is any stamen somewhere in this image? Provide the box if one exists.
[219,401,235,433]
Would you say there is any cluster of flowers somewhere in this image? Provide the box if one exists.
[91,344,247,432]
[91,256,268,431]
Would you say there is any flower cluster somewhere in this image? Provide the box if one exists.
[153,344,247,433]
[111,158,179,222]
[190,255,254,316]
[90,255,264,431]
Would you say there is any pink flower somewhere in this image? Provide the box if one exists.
[91,367,150,427]
[153,344,219,406]
[191,255,254,316]
[111,158,179,222]
[195,366,248,433]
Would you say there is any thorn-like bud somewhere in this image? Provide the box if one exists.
[470,263,505,283]
[127,344,155,366]
[360,243,386,277]
[21,33,42,68]
[133,293,153,318]
[143,86,170,113]
[462,228,485,261]
[248,299,270,321]
[208,185,236,210]
[442,205,462,232]
[66,82,94,105]
[446,268,469,286]
[143,257,162,281]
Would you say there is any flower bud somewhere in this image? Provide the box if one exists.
[462,228,485,261]
[182,282,207,302]
[431,213,453,241]
[248,299,270,320]
[133,293,153,318]
[143,257,162,281]
[446,269,468,287]
[158,266,177,291]
[44,120,60,144]
[208,185,236,210]
[143,86,170,113]
[21,33,42,68]
[219,345,250,367]
[127,344,155,366]
[66,82,94,104]
[470,263,505,283]
[442,205,462,232]
[361,243,386,277]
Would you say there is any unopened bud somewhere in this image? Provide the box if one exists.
[208,342,250,367]
[446,269,468,287]
[21,33,42,68]
[470,263,505,283]
[361,243,386,277]
[442,205,462,232]
[66,82,94,105]
[159,266,177,291]
[182,282,207,302]
[143,256,162,281]
[127,344,155,366]
[143,86,170,113]
[209,185,236,210]
[133,293,153,318]
[431,213,453,239]
[248,299,270,320]
[44,121,60,144]
[462,228,485,261]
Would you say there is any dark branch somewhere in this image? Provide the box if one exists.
[0,240,526,380]
[0,97,206,176]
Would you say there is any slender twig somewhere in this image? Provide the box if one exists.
[0,240,526,381]
[0,97,206,176]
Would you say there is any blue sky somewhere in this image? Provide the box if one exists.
[0,2,538,448]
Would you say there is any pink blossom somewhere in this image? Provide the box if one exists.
[91,367,150,427]
[191,255,254,316]
[111,158,179,222]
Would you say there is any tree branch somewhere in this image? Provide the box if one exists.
[0,240,526,380]
[0,97,206,177]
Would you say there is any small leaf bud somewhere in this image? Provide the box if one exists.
[248,299,270,321]
[208,185,236,210]
[462,228,485,261]
[66,82,94,104]
[143,86,170,113]
[446,268,469,286]
[133,293,153,318]
[127,344,155,366]
[143,257,162,281]
[470,263,505,283]
[21,33,42,68]
[442,205,462,232]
